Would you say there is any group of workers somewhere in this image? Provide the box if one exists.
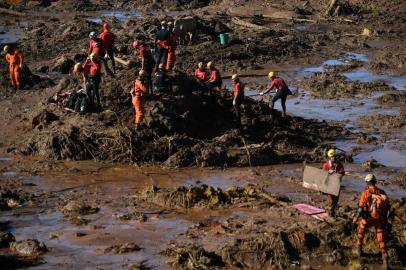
[322,148,391,268]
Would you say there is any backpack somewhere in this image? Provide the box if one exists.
[368,190,388,219]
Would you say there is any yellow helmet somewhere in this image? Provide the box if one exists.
[73,63,82,74]
[139,69,145,76]
[231,74,238,81]
[364,174,376,182]
[207,61,213,68]
[3,45,10,53]
[327,149,335,158]
[268,71,275,78]
[89,52,98,61]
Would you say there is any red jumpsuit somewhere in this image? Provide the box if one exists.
[356,186,389,257]
[130,79,148,124]
[322,160,345,215]
[194,68,209,82]
[5,50,24,89]
[88,39,106,56]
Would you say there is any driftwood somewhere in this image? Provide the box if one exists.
[231,17,266,31]
[0,7,26,17]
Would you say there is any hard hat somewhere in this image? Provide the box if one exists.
[159,63,164,69]
[161,21,167,26]
[103,23,110,31]
[327,149,335,158]
[167,21,173,26]
[89,31,97,39]
[90,52,98,61]
[139,70,145,76]
[207,61,213,68]
[132,40,140,49]
[3,45,10,53]
[73,63,82,74]
[268,71,275,78]
[364,174,376,183]
[231,74,238,81]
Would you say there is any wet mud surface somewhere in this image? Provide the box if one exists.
[0,0,406,269]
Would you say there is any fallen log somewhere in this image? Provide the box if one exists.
[0,7,26,17]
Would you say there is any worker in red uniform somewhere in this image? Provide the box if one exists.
[88,31,114,77]
[260,71,292,117]
[98,23,116,74]
[166,21,177,71]
[132,40,155,94]
[154,21,170,71]
[130,70,149,130]
[206,61,222,90]
[353,174,390,269]
[3,45,24,90]
[322,149,345,217]
[232,74,244,125]
[194,62,209,83]
[83,53,103,111]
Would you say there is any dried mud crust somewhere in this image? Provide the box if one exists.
[15,72,346,167]
[376,91,406,105]
[298,72,395,99]
[359,108,406,130]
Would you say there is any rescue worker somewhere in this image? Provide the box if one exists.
[353,174,390,269]
[88,31,114,77]
[153,63,167,92]
[154,21,170,71]
[130,70,149,130]
[259,71,292,117]
[132,40,155,94]
[206,61,222,90]
[232,74,244,125]
[98,23,116,74]
[194,62,209,83]
[322,149,345,217]
[83,53,102,111]
[3,45,24,90]
[166,21,177,71]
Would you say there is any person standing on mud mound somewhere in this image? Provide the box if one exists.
[133,40,155,94]
[322,149,345,217]
[154,21,170,71]
[98,23,116,74]
[88,31,114,78]
[232,74,244,125]
[3,45,24,91]
[130,70,149,130]
[83,53,102,111]
[166,21,177,71]
[206,61,222,91]
[194,62,209,83]
[259,71,292,117]
[352,174,390,269]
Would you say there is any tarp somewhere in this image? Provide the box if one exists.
[302,166,341,196]
[292,203,326,215]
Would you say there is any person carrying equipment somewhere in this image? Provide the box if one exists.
[133,40,155,93]
[260,71,292,117]
[98,23,116,74]
[232,74,244,125]
[130,70,149,130]
[352,174,390,269]
[206,61,222,90]
[3,45,24,90]
[322,149,345,217]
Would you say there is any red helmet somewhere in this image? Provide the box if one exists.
[132,40,141,49]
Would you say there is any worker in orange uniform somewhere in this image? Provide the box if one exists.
[353,174,390,269]
[194,62,209,83]
[98,23,116,74]
[130,70,149,130]
[232,74,244,125]
[3,45,24,90]
[133,40,155,94]
[166,21,177,71]
[322,149,345,217]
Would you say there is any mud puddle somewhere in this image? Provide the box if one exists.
[0,25,26,44]
[86,9,144,24]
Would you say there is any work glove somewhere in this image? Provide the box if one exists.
[259,92,264,96]
[328,169,334,174]
[232,99,236,106]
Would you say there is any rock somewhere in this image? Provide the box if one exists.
[362,159,384,169]
[48,232,63,240]
[0,232,15,248]
[97,242,142,254]
[10,239,48,256]
[52,56,75,74]
[60,201,99,215]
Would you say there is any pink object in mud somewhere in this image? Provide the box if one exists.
[292,203,326,215]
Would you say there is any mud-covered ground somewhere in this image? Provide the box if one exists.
[0,0,405,269]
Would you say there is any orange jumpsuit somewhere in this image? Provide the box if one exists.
[166,32,177,71]
[130,79,148,124]
[5,50,24,89]
[356,185,390,257]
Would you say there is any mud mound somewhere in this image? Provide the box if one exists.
[10,239,48,257]
[17,71,345,167]
[299,73,395,99]
[141,184,288,209]
[359,108,406,129]
[96,243,142,254]
[376,91,406,105]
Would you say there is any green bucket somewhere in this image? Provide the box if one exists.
[219,33,229,45]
